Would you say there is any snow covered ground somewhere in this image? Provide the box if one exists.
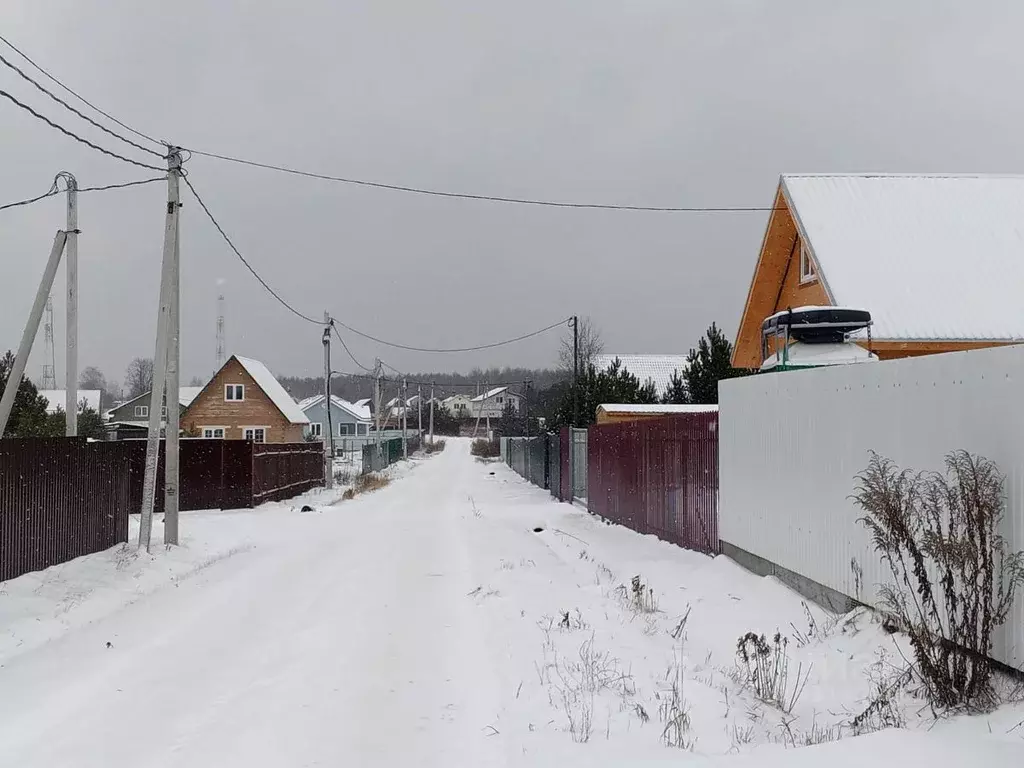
[0,439,1021,767]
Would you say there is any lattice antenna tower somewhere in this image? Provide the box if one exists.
[215,285,226,372]
[41,295,57,389]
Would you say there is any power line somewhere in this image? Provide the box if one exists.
[0,87,165,172]
[331,323,373,372]
[182,174,321,325]
[330,370,533,390]
[331,316,570,354]
[0,32,164,148]
[0,49,164,158]
[1,174,165,213]
[185,148,778,212]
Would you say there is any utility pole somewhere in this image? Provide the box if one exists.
[472,380,483,437]
[429,381,435,444]
[417,383,423,446]
[139,147,182,552]
[401,378,408,459]
[322,313,334,490]
[485,381,492,439]
[524,380,531,439]
[374,359,383,456]
[0,231,68,438]
[164,174,182,546]
[59,172,79,435]
[572,315,579,427]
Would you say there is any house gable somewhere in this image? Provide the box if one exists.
[732,182,833,369]
[181,356,302,442]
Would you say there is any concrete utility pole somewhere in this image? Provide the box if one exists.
[322,313,334,490]
[572,315,579,427]
[401,378,408,459]
[429,381,435,445]
[0,231,68,438]
[58,172,79,435]
[485,381,492,439]
[164,174,182,546]
[139,147,182,552]
[417,384,423,446]
[374,359,383,456]
[524,380,531,439]
[472,380,483,437]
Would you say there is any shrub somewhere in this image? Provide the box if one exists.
[735,631,810,713]
[355,473,390,494]
[853,451,1024,712]
[424,439,446,454]
[471,438,500,458]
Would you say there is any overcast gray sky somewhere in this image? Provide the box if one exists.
[3,1,1023,390]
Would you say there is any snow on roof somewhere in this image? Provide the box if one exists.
[353,398,371,408]
[178,386,203,407]
[760,341,878,371]
[470,386,515,402]
[37,389,101,414]
[234,356,309,424]
[592,354,688,395]
[782,174,1024,341]
[298,394,371,421]
[598,403,718,414]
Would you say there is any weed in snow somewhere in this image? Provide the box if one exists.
[659,608,695,750]
[734,631,810,714]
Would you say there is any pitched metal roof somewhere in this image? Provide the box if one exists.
[782,174,1024,341]
[592,354,688,395]
[234,356,309,424]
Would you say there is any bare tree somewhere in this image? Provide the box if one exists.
[558,317,605,373]
[124,357,154,399]
[79,365,117,410]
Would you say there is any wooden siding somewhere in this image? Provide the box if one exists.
[596,409,699,425]
[182,357,303,443]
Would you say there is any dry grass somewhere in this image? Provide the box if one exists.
[424,440,447,454]
[355,473,391,494]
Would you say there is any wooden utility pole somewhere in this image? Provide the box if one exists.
[373,359,383,456]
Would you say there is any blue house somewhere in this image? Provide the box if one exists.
[298,394,372,440]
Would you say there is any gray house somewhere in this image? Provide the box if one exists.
[298,394,372,439]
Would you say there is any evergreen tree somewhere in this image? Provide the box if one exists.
[544,358,659,428]
[0,350,50,437]
[662,369,689,404]
[683,323,748,404]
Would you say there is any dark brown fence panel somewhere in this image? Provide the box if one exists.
[251,443,323,504]
[1,439,132,582]
[588,413,719,554]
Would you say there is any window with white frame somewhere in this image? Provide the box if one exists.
[134,405,149,418]
[309,422,322,438]
[225,384,245,401]
[339,423,355,436]
[243,427,266,443]
[161,406,167,418]
[799,242,816,283]
[497,396,504,404]
[357,423,368,436]
[202,427,225,439]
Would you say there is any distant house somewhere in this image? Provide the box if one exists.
[37,389,102,415]
[442,393,473,417]
[105,386,203,440]
[596,403,717,425]
[732,174,1024,369]
[182,355,308,443]
[299,394,372,439]
[469,387,521,420]
[591,354,688,397]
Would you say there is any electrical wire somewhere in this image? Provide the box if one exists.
[330,370,536,390]
[182,174,321,325]
[1,174,165,213]
[331,323,373,372]
[184,148,778,212]
[0,178,59,212]
[330,316,570,353]
[0,88,165,172]
[0,50,164,158]
[0,32,164,148]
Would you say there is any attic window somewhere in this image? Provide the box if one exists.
[799,243,817,284]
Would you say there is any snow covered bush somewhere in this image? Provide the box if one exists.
[734,631,809,713]
[471,438,500,458]
[853,451,1024,712]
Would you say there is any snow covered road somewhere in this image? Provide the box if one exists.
[1,439,1022,767]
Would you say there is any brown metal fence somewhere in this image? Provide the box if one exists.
[252,443,324,503]
[3,438,324,583]
[0,439,132,582]
[587,412,719,554]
